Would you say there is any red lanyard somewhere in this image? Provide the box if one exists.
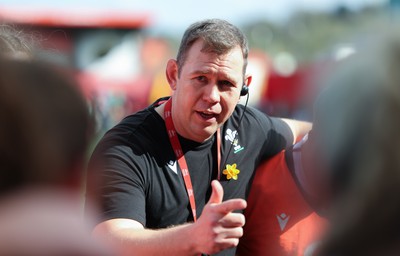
[164,99,221,222]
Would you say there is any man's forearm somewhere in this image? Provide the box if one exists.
[93,181,246,255]
[281,118,312,143]
[94,221,199,256]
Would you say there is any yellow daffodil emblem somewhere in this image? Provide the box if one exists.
[223,163,240,180]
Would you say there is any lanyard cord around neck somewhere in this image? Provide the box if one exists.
[164,99,221,222]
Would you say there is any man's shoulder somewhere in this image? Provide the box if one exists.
[97,106,166,152]
[110,107,161,135]
[89,105,170,173]
[227,104,277,134]
[232,104,266,118]
[107,97,167,138]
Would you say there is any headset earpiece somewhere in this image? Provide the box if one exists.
[240,84,249,96]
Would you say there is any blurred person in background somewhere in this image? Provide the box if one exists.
[237,116,329,255]
[86,18,310,256]
[0,57,111,256]
[141,36,173,104]
[313,34,400,256]
[237,33,400,256]
[236,57,358,255]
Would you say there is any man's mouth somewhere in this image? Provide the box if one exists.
[197,111,217,120]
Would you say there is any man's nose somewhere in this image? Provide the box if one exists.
[202,84,220,104]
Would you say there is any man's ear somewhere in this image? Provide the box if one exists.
[166,59,178,91]
[245,75,252,87]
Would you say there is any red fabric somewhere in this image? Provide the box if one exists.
[237,152,326,256]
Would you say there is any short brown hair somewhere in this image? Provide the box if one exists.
[176,19,249,78]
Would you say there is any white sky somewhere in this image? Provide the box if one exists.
[0,0,389,35]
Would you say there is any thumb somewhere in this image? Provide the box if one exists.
[207,180,223,204]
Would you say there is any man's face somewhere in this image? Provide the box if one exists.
[168,39,245,142]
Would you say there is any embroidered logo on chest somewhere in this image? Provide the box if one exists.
[224,128,244,154]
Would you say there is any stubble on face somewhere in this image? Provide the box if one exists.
[170,40,245,143]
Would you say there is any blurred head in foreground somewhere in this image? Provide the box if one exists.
[0,59,92,196]
[0,25,33,59]
[0,59,110,256]
[314,35,400,256]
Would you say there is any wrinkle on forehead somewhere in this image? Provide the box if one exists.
[183,43,244,83]
[188,61,243,84]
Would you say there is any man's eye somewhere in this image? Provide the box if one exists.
[218,80,234,87]
[196,76,207,82]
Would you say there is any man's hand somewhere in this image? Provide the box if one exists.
[91,180,247,255]
[191,180,247,255]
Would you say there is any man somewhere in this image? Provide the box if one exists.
[86,19,310,255]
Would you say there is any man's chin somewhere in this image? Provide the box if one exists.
[197,127,219,142]
[183,126,214,143]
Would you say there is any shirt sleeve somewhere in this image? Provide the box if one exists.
[86,141,147,227]
[262,116,293,158]
[246,107,293,160]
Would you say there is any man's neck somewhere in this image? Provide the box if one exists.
[155,101,213,143]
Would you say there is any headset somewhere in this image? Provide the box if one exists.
[240,84,249,96]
